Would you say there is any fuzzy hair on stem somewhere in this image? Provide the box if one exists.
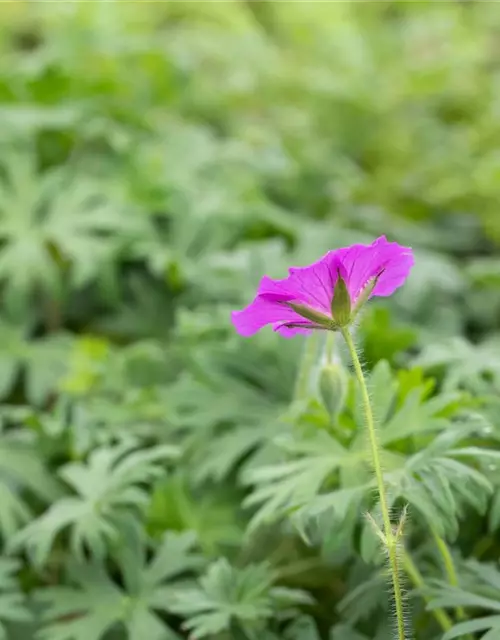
[341,326,409,640]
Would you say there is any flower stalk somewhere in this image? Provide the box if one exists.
[432,530,469,629]
[293,332,321,402]
[403,552,452,632]
[341,327,407,640]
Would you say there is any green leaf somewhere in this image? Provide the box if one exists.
[243,432,358,530]
[0,141,151,315]
[443,616,500,640]
[11,442,179,566]
[170,559,312,639]
[0,318,71,405]
[489,491,500,533]
[147,477,243,556]
[329,625,369,640]
[283,616,320,640]
[245,357,489,541]
[414,337,500,393]
[0,557,31,638]
[36,531,201,640]
[0,425,62,540]
[291,487,367,547]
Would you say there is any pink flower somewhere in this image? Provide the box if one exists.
[231,236,414,337]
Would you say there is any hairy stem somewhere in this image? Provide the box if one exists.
[403,552,453,632]
[341,327,407,640]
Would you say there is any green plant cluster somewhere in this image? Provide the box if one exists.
[0,2,500,639]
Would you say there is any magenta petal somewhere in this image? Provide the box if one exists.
[254,255,340,312]
[231,296,305,337]
[372,252,414,297]
[231,236,413,338]
[337,236,413,302]
[231,254,341,337]
[285,254,339,313]
[274,322,314,338]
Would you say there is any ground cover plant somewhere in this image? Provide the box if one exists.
[0,2,500,639]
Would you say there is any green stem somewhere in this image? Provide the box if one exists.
[325,331,336,365]
[432,530,468,624]
[294,332,321,402]
[341,328,407,640]
[403,552,453,632]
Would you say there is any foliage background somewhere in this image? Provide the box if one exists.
[1,1,500,639]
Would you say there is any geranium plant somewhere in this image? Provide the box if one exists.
[232,236,414,640]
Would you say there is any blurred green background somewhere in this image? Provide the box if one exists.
[1,2,500,640]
